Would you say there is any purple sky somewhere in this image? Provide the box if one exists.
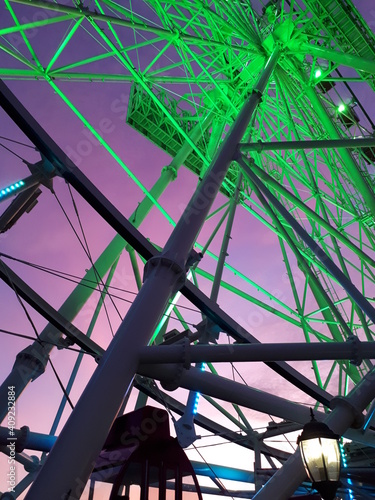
[0,1,374,498]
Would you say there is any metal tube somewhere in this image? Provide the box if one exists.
[239,136,375,153]
[0,426,54,452]
[139,362,315,425]
[295,42,375,75]
[138,340,374,364]
[210,173,242,302]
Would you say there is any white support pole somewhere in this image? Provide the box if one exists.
[25,49,280,500]
[138,339,372,364]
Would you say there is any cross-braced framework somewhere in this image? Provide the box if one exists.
[0,0,375,499]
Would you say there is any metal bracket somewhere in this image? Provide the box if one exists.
[15,345,49,381]
[195,318,221,343]
[330,396,364,429]
[15,426,29,453]
[160,363,184,392]
[186,249,203,269]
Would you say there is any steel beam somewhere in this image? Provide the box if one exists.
[239,136,375,153]
[138,339,375,364]
[137,363,375,448]
[0,259,104,357]
[210,172,242,302]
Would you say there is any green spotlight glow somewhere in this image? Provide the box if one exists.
[314,69,322,78]
[338,104,346,113]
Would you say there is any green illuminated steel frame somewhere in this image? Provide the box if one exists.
[0,0,375,499]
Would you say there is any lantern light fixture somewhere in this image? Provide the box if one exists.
[297,410,341,500]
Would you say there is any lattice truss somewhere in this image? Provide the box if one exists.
[0,0,375,498]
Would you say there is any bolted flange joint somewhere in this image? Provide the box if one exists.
[143,255,186,293]
[162,165,178,180]
[160,338,191,391]
[346,335,362,366]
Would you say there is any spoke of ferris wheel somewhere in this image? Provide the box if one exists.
[238,158,367,386]
[274,69,374,350]
[246,162,375,270]
[299,69,375,219]
[239,157,375,326]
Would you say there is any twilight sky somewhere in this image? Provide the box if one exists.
[0,1,374,498]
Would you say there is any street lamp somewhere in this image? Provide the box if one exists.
[297,411,341,500]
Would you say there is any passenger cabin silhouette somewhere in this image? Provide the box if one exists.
[91,406,203,500]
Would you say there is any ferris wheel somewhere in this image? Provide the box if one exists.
[0,1,375,499]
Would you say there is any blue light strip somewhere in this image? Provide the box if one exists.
[0,179,25,199]
[340,442,354,500]
[363,406,375,431]
[192,362,206,415]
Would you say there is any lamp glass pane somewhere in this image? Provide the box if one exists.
[321,438,341,480]
[301,437,325,482]
[300,437,340,482]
